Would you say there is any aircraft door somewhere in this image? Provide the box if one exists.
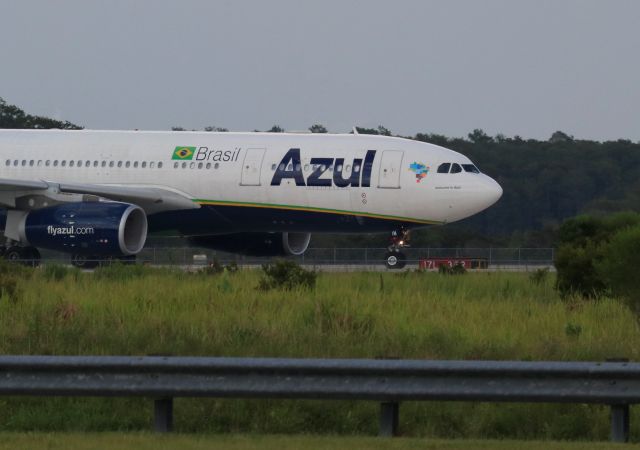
[240,148,265,186]
[377,150,404,189]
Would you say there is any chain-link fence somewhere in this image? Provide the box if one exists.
[133,247,554,270]
[32,247,554,270]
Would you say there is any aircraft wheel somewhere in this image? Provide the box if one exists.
[72,254,99,269]
[4,246,24,263]
[23,247,41,267]
[4,246,40,267]
[384,251,406,270]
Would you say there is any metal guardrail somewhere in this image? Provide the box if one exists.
[0,356,636,441]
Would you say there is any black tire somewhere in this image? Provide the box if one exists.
[23,247,41,267]
[4,246,24,263]
[3,246,40,267]
[71,254,99,269]
[384,251,400,269]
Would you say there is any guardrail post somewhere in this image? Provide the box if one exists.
[610,404,629,443]
[154,397,173,432]
[379,401,399,437]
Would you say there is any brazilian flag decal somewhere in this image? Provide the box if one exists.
[172,146,195,160]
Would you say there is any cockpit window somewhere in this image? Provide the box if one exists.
[437,163,451,173]
[450,163,462,173]
[462,164,480,174]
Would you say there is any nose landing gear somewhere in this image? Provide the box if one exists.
[384,226,410,270]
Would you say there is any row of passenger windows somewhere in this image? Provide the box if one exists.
[437,163,480,174]
[4,159,223,170]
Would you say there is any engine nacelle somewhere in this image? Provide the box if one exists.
[189,232,311,257]
[19,202,147,255]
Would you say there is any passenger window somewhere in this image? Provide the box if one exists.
[271,164,276,170]
[141,162,147,168]
[4,160,9,166]
[53,160,58,167]
[336,164,342,172]
[437,163,451,173]
[86,160,90,167]
[304,164,309,171]
[214,163,219,169]
[206,163,211,169]
[61,161,66,167]
[354,164,360,173]
[78,161,83,168]
[69,160,75,167]
[158,162,163,169]
[29,160,34,166]
[46,160,50,167]
[101,161,107,167]
[150,162,155,169]
[295,163,301,171]
[37,160,42,167]
[125,161,130,168]
[109,161,114,168]
[21,160,26,166]
[174,162,179,169]
[134,161,139,168]
[450,163,462,173]
[117,161,123,168]
[93,161,98,167]
[198,162,203,169]
[189,162,195,169]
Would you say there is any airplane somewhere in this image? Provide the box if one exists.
[0,129,502,269]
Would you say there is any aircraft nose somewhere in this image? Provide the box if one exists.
[482,175,503,208]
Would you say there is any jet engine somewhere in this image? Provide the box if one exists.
[18,202,147,255]
[189,232,311,257]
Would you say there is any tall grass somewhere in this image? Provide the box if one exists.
[0,266,637,439]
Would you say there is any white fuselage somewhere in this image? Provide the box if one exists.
[0,130,502,234]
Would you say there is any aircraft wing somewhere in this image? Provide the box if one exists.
[0,177,200,215]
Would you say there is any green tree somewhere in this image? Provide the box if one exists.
[596,225,640,312]
[554,212,640,298]
[0,97,82,129]
[308,124,327,133]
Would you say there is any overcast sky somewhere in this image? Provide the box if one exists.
[1,0,639,140]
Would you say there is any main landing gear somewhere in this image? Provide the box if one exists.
[71,254,137,269]
[384,226,410,270]
[0,245,41,267]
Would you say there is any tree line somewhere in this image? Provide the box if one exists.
[2,97,639,248]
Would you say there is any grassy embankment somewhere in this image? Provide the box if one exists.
[0,432,633,450]
[0,264,638,440]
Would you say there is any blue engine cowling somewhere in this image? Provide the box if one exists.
[18,202,147,256]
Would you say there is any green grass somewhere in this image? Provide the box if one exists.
[0,433,633,450]
[0,264,638,440]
